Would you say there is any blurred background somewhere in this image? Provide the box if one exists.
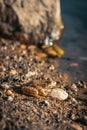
[58,0,87,82]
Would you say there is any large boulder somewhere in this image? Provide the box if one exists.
[0,0,63,44]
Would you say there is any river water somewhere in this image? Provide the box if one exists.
[58,0,87,82]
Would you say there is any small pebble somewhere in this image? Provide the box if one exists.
[49,65,55,70]
[20,44,26,49]
[37,52,47,59]
[71,98,77,103]
[71,83,78,92]
[26,71,36,78]
[22,50,27,55]
[39,100,49,107]
[48,81,57,88]
[8,96,14,101]
[1,84,10,89]
[39,88,47,96]
[6,90,13,96]
[10,69,18,75]
[50,88,68,100]
[71,114,77,120]
[0,66,6,71]
[70,123,82,130]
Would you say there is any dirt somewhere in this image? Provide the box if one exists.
[0,0,87,130]
[0,38,87,130]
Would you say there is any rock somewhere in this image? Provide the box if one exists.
[50,88,68,100]
[0,0,63,44]
[1,84,10,89]
[71,83,78,92]
[6,90,13,96]
[8,96,14,101]
[25,71,36,78]
[10,69,18,75]
[49,65,55,70]
[70,123,83,130]
[39,100,50,107]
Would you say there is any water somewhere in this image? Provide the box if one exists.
[58,0,87,82]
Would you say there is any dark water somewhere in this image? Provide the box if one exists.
[58,0,87,82]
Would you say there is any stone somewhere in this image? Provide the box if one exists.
[8,96,14,101]
[6,90,13,96]
[1,84,10,89]
[50,88,68,100]
[0,0,63,44]
[70,123,83,130]
[71,83,78,92]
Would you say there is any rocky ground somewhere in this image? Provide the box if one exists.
[0,0,87,130]
[0,39,87,130]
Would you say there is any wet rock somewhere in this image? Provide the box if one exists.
[50,88,68,100]
[0,0,63,44]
